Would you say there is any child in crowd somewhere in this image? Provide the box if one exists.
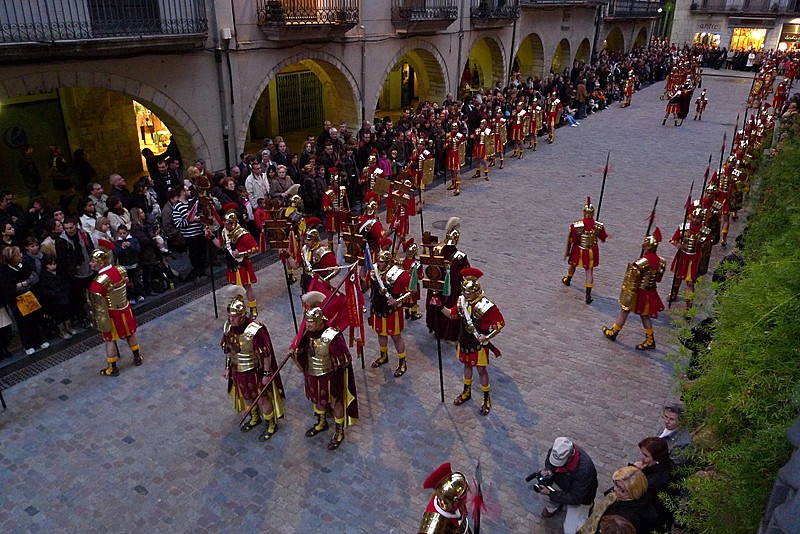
[38,255,75,339]
[114,225,143,303]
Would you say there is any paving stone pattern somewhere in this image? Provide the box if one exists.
[0,73,751,533]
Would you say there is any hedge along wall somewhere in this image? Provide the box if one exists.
[677,128,800,533]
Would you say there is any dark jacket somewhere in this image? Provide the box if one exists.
[640,461,675,529]
[603,496,661,534]
[545,445,599,507]
[114,235,141,268]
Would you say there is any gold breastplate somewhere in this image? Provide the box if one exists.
[307,327,339,377]
[228,322,263,373]
[96,269,129,310]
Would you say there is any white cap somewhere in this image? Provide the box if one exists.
[549,437,574,467]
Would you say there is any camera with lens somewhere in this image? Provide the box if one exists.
[525,468,556,493]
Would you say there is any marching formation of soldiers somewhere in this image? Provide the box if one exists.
[661,53,704,127]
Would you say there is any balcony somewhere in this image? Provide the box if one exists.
[0,0,208,62]
[256,0,358,42]
[470,0,521,28]
[520,0,607,6]
[605,0,664,18]
[391,0,459,34]
[690,0,799,14]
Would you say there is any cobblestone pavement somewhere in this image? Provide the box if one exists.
[0,72,752,533]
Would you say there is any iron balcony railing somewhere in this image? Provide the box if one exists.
[1,0,207,44]
[520,0,607,5]
[470,0,521,19]
[256,0,359,26]
[607,0,664,17]
[391,0,459,22]
[691,0,800,13]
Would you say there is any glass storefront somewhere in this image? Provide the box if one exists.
[694,32,721,47]
[730,28,767,51]
[778,23,800,51]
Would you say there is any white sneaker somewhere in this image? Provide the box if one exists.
[25,348,35,355]
[571,124,578,127]
[61,332,72,340]
[575,122,581,125]
[39,342,50,349]
[137,296,145,302]
[68,327,78,335]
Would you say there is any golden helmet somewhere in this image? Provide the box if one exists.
[461,267,484,301]
[582,196,595,218]
[302,291,327,327]
[377,249,393,264]
[403,238,418,258]
[305,217,322,244]
[450,122,458,131]
[224,210,239,226]
[443,216,461,246]
[705,183,717,196]
[422,463,470,514]
[642,227,662,252]
[290,194,303,208]
[90,248,110,266]
[364,200,378,216]
[403,179,413,189]
[368,153,377,165]
[226,295,248,317]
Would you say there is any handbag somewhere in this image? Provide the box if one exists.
[16,291,42,316]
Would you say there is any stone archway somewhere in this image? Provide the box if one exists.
[0,71,206,182]
[465,36,506,91]
[375,41,449,114]
[243,53,360,150]
[551,38,571,74]
[515,33,545,79]
[604,26,625,52]
[633,27,648,49]
[576,38,591,64]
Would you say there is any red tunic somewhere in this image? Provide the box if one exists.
[567,218,608,268]
[390,197,416,238]
[472,130,487,160]
[425,245,470,341]
[447,298,504,367]
[634,252,665,318]
[369,267,411,336]
[89,266,137,342]
[358,215,385,253]
[446,133,462,171]
[492,119,506,153]
[225,230,258,286]
[670,224,702,282]
[322,187,349,233]
[510,112,526,141]
[220,319,285,413]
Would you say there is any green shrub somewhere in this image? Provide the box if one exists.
[676,135,800,533]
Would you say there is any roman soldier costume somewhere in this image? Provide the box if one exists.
[323,169,350,249]
[448,268,504,415]
[445,122,465,195]
[368,249,414,377]
[221,295,285,440]
[603,229,667,350]
[491,108,507,169]
[510,101,529,159]
[292,291,359,450]
[528,103,544,150]
[87,248,142,376]
[663,86,683,126]
[472,118,492,180]
[667,207,710,309]
[426,217,470,341]
[358,191,385,257]
[694,88,708,121]
[544,91,562,144]
[562,197,608,304]
[298,217,338,294]
[389,179,418,240]
[218,206,260,317]
[401,238,423,320]
[360,151,383,196]
[622,71,636,108]
[418,463,471,534]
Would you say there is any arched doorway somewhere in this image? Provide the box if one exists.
[377,47,448,115]
[575,38,591,65]
[0,77,202,205]
[551,38,571,75]
[515,33,546,80]
[633,27,648,49]
[248,58,359,153]
[604,26,625,52]
[462,37,505,96]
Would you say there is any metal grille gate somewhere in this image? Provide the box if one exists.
[276,71,323,134]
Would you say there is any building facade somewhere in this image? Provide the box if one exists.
[670,0,800,50]
[0,0,660,203]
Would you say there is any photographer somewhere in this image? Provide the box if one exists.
[532,436,598,533]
